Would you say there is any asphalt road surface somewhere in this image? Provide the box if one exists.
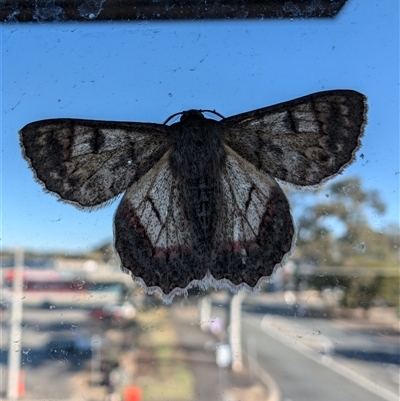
[242,312,399,401]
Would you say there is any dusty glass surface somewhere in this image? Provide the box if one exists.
[1,1,399,400]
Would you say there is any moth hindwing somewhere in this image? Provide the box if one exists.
[19,90,367,302]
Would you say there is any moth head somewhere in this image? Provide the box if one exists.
[164,109,224,125]
[179,110,205,122]
[164,109,204,125]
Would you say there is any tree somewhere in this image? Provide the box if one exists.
[288,177,399,311]
[289,176,394,267]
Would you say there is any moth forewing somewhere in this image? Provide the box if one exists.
[221,90,367,187]
[19,118,171,208]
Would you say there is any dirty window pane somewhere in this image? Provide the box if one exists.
[1,1,399,401]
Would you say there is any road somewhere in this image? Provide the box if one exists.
[1,294,398,401]
[241,312,399,401]
[1,308,97,399]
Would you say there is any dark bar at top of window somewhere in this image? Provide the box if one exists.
[1,0,348,23]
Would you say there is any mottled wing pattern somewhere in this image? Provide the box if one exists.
[114,152,205,296]
[222,90,367,186]
[211,146,294,287]
[19,119,170,208]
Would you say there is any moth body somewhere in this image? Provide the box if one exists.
[169,111,226,248]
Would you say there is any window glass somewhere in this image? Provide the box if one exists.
[2,1,399,400]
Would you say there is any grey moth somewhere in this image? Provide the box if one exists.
[20,90,367,302]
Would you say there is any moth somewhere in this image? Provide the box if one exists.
[19,90,367,302]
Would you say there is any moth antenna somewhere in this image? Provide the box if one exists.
[163,112,184,125]
[200,109,225,119]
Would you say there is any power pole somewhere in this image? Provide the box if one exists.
[7,248,24,400]
[229,291,246,372]
[199,295,212,331]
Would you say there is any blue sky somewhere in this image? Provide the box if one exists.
[1,0,399,253]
